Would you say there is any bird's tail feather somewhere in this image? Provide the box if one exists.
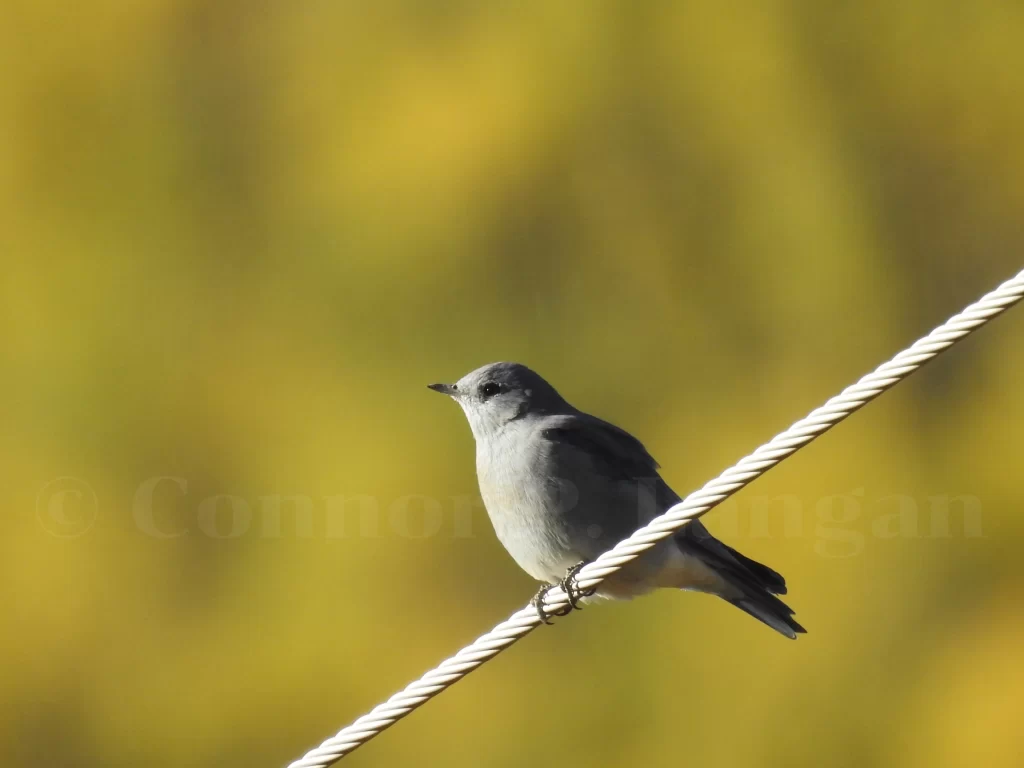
[726,593,806,640]
[674,523,805,639]
[723,546,788,595]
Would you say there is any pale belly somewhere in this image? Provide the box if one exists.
[475,440,726,598]
[478,471,579,583]
[478,477,698,597]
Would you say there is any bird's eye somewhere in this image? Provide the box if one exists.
[480,381,500,398]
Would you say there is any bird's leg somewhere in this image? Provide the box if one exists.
[532,561,597,623]
[560,560,597,610]
[531,584,555,624]
[531,582,574,624]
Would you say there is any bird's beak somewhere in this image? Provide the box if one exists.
[427,382,457,397]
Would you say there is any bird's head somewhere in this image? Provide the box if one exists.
[428,362,570,440]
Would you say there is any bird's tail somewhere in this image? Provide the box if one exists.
[674,524,806,639]
[725,592,806,640]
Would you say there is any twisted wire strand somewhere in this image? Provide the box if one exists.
[288,268,1024,768]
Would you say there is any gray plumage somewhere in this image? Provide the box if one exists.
[429,362,805,639]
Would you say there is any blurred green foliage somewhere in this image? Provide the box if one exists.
[2,2,1023,767]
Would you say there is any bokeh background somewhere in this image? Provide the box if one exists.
[3,2,1024,767]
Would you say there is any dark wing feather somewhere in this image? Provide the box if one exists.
[544,415,789,596]
[541,414,660,482]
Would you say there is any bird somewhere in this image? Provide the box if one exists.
[428,361,805,639]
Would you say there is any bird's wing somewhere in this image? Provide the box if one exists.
[540,413,661,483]
[541,415,788,595]
[537,413,672,558]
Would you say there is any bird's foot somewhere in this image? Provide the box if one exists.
[531,583,572,624]
[531,561,598,624]
[560,560,597,609]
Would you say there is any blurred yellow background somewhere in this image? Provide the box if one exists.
[3,2,1023,767]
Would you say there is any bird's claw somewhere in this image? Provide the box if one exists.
[532,561,596,624]
[561,560,596,609]
[531,583,570,624]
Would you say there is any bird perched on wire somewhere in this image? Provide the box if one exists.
[428,362,805,639]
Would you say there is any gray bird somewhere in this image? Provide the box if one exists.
[429,362,805,639]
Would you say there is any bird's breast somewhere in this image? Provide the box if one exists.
[475,438,578,582]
